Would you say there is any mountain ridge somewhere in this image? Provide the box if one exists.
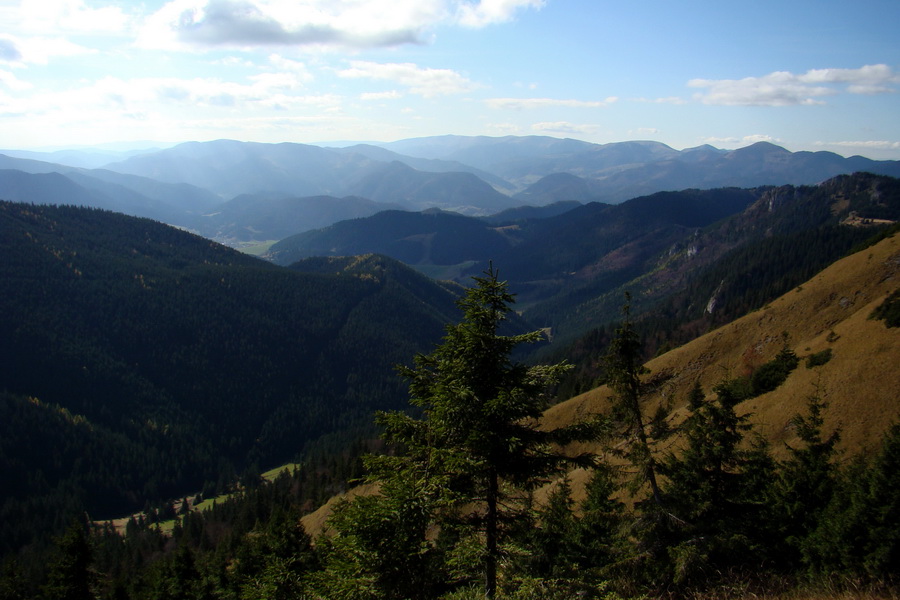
[4,136,900,249]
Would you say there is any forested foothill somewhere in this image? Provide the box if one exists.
[0,171,898,599]
[0,201,468,558]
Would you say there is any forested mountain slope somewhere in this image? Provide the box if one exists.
[0,201,463,554]
[529,172,900,349]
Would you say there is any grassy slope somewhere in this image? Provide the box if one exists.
[543,232,900,498]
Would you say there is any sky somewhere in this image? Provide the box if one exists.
[0,0,899,158]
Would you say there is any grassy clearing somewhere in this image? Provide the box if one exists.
[105,462,303,535]
[236,240,278,256]
[411,261,477,281]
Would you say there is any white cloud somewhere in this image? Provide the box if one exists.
[630,127,660,136]
[635,96,686,105]
[339,61,476,97]
[485,97,616,110]
[4,73,338,122]
[0,37,22,64]
[0,69,32,92]
[816,140,900,150]
[18,0,131,35]
[531,121,600,135]
[701,134,780,146]
[485,122,522,135]
[9,36,96,65]
[138,0,544,51]
[689,65,899,106]
[360,90,403,100]
[139,0,447,50]
[268,54,312,77]
[456,0,545,28]
[742,134,779,144]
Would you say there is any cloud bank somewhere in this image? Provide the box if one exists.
[689,64,899,106]
[139,0,544,50]
[339,61,476,97]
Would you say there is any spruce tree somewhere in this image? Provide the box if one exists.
[661,381,774,586]
[43,520,96,600]
[771,385,841,568]
[603,295,664,505]
[371,265,602,599]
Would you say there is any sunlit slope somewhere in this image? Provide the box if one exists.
[544,233,900,460]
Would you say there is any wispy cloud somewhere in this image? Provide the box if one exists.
[531,121,600,135]
[0,38,22,63]
[0,69,32,92]
[702,134,780,146]
[815,140,900,151]
[18,0,131,35]
[339,61,476,97]
[634,96,686,105]
[3,72,336,119]
[0,35,95,65]
[138,0,442,50]
[360,90,403,101]
[456,0,545,28]
[689,64,900,106]
[136,0,547,51]
[485,97,616,110]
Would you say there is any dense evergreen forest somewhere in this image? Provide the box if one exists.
[0,201,471,558]
[2,270,897,599]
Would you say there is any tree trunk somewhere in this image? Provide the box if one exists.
[485,468,498,599]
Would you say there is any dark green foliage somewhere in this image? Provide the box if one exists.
[43,520,96,600]
[528,478,579,579]
[804,424,900,581]
[750,345,800,396]
[0,201,463,558]
[347,267,602,598]
[659,382,775,586]
[870,288,900,328]
[310,468,447,600]
[698,343,800,408]
[543,173,900,392]
[805,348,833,368]
[770,388,841,569]
[603,297,664,504]
[269,209,515,267]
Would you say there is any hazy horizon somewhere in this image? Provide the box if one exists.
[0,1,898,158]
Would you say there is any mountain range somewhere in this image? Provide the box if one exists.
[3,135,900,247]
[270,173,900,348]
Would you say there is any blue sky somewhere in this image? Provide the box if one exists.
[1,0,898,158]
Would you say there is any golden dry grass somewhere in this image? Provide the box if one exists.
[542,233,900,500]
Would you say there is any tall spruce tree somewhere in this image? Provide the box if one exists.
[372,265,602,599]
[603,295,664,504]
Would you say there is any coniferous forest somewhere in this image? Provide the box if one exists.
[1,176,899,599]
[3,251,900,599]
